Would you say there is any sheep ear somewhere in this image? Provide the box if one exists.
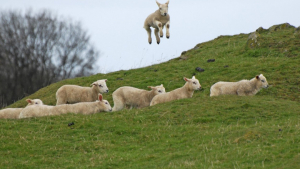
[91,82,97,86]
[160,84,163,87]
[26,99,32,104]
[98,94,103,101]
[256,75,260,79]
[184,77,189,82]
[165,0,169,5]
[156,1,161,7]
[104,79,107,82]
[147,86,153,89]
[192,76,195,79]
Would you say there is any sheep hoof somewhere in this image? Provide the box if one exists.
[167,36,170,39]
[157,42,160,44]
[149,42,152,44]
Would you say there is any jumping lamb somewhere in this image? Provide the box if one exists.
[150,76,201,106]
[112,84,166,111]
[0,99,43,119]
[210,74,269,96]
[144,0,170,44]
[19,94,111,119]
[56,79,109,105]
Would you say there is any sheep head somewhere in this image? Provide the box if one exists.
[97,94,112,112]
[156,0,169,16]
[184,76,202,91]
[256,74,269,89]
[91,79,109,94]
[148,84,166,95]
[26,99,43,106]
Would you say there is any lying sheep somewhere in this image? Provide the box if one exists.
[144,0,170,44]
[112,84,166,111]
[56,79,109,105]
[210,74,269,96]
[0,99,43,119]
[150,76,201,106]
[19,94,111,119]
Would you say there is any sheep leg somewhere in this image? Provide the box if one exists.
[56,98,66,105]
[236,89,246,96]
[166,21,170,39]
[210,90,217,96]
[112,98,125,112]
[145,26,152,44]
[154,28,160,44]
[154,21,163,38]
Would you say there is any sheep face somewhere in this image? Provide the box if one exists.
[184,76,202,91]
[100,100,112,112]
[97,94,112,112]
[256,74,269,89]
[148,84,166,95]
[156,0,169,16]
[92,79,109,94]
[26,99,43,106]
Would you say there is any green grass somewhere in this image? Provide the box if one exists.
[1,23,299,168]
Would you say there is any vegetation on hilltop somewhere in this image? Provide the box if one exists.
[1,23,299,168]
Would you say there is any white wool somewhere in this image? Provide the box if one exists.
[112,84,165,111]
[150,76,201,106]
[0,99,43,119]
[19,94,112,119]
[144,0,170,44]
[210,74,269,96]
[56,79,109,105]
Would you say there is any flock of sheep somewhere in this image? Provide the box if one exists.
[0,74,268,119]
[0,0,270,119]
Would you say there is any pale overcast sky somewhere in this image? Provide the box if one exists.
[1,0,299,73]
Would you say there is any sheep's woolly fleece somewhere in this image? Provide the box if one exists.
[150,76,201,106]
[56,79,109,105]
[210,74,269,96]
[112,84,165,111]
[19,94,111,119]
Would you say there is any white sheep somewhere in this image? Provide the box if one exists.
[144,0,170,44]
[19,94,111,119]
[0,99,43,119]
[210,74,269,96]
[112,84,166,111]
[150,76,201,106]
[56,79,109,105]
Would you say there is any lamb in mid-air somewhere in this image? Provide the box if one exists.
[144,0,170,44]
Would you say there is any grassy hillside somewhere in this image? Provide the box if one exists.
[1,23,299,168]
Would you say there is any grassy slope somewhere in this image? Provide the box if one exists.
[1,23,299,168]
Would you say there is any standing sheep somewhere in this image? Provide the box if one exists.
[150,76,201,106]
[56,79,109,105]
[0,99,43,119]
[112,84,166,111]
[144,0,170,44]
[210,74,269,96]
[19,94,111,119]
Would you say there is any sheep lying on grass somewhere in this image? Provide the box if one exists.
[150,76,201,106]
[144,0,170,44]
[210,74,269,96]
[56,79,109,105]
[112,84,165,111]
[0,99,43,119]
[19,94,111,119]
